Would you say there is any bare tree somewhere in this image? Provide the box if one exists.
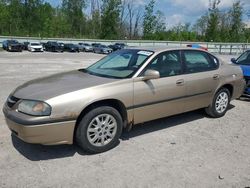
[134,9,142,39]
[127,0,135,39]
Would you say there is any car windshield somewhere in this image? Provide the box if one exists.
[236,51,250,65]
[31,43,40,46]
[51,42,59,46]
[84,44,90,46]
[9,40,18,44]
[84,49,154,79]
[67,44,74,47]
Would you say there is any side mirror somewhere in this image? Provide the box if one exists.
[231,58,237,64]
[142,69,160,81]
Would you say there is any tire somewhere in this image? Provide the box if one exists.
[205,88,231,118]
[76,106,123,154]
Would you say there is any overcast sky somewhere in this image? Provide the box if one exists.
[45,0,250,27]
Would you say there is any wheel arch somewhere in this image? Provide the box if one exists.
[74,99,128,139]
[219,84,234,98]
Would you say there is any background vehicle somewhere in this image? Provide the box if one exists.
[64,43,79,52]
[22,42,30,50]
[93,44,113,54]
[92,43,101,47]
[78,43,93,52]
[44,41,63,52]
[3,48,245,154]
[231,50,250,97]
[58,42,65,49]
[109,43,126,51]
[187,44,208,51]
[2,40,23,52]
[28,42,44,52]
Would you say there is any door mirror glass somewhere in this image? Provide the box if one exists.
[143,69,160,80]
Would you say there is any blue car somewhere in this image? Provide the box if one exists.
[231,50,250,97]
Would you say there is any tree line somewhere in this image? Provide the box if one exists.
[0,0,250,42]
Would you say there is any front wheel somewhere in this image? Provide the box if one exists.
[205,88,230,118]
[76,106,123,154]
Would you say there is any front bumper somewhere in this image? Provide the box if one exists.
[3,104,76,145]
[30,48,43,52]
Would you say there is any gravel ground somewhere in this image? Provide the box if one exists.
[0,51,249,188]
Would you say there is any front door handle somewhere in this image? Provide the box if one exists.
[176,79,185,86]
[213,74,220,80]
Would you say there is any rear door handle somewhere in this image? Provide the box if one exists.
[213,74,220,80]
[176,79,185,86]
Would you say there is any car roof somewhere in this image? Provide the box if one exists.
[125,46,208,53]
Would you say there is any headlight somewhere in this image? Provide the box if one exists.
[18,100,51,116]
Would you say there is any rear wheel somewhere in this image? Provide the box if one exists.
[76,106,123,154]
[205,88,230,118]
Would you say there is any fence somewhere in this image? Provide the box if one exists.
[0,35,249,55]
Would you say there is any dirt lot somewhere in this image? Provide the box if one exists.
[0,51,249,188]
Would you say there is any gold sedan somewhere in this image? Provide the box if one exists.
[3,48,245,153]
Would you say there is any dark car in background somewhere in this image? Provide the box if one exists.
[231,50,250,97]
[44,41,63,52]
[58,42,65,49]
[2,40,23,52]
[64,43,79,52]
[93,44,113,54]
[109,43,126,51]
[78,43,93,52]
[22,42,30,50]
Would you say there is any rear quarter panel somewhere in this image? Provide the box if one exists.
[216,63,245,99]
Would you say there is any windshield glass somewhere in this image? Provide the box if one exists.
[85,49,154,79]
[9,40,18,44]
[51,42,59,46]
[31,43,40,46]
[236,51,250,65]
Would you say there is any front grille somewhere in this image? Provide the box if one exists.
[7,96,20,108]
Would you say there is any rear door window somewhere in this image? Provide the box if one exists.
[182,50,218,73]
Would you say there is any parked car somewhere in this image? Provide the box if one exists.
[92,43,101,47]
[40,42,46,50]
[109,43,126,51]
[231,50,250,97]
[78,43,93,52]
[44,41,63,52]
[3,48,245,153]
[93,44,113,54]
[58,42,65,49]
[2,40,23,52]
[22,42,30,50]
[28,42,44,52]
[187,44,208,51]
[64,43,79,52]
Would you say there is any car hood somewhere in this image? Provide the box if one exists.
[240,65,250,76]
[30,45,42,48]
[10,43,22,46]
[103,48,112,50]
[13,70,117,101]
